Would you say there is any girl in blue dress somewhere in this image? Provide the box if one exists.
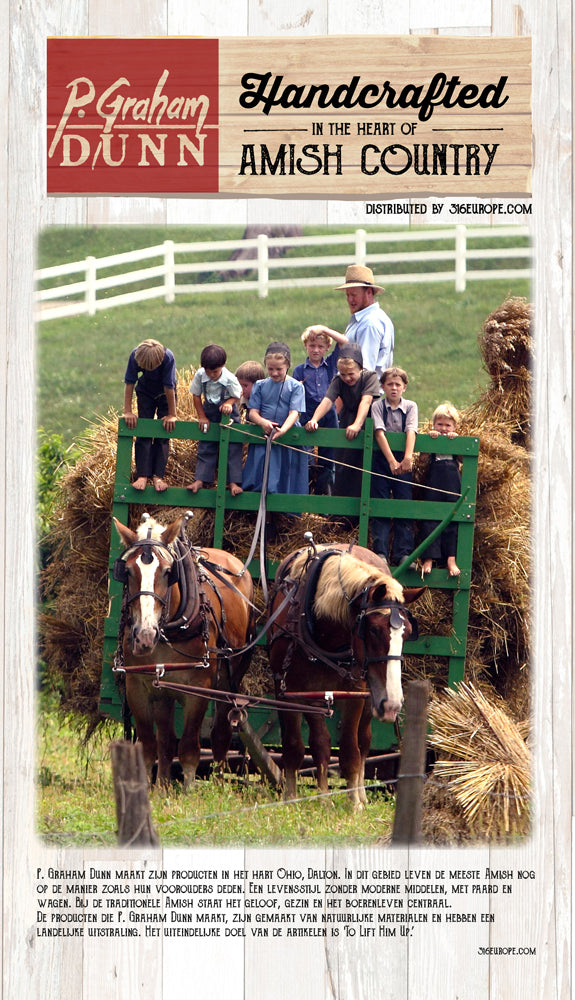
[242,342,309,496]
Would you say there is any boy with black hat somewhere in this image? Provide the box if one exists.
[305,343,380,498]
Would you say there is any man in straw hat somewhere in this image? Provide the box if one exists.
[309,264,394,378]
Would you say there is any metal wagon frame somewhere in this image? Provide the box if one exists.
[100,417,479,766]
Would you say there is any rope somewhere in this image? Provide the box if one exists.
[221,421,463,499]
[240,429,276,601]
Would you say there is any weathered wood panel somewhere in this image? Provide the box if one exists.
[2,1,570,998]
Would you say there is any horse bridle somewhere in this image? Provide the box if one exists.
[113,537,179,607]
[351,589,418,669]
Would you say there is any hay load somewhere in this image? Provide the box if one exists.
[40,295,532,808]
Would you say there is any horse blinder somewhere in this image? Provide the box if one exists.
[113,557,128,584]
[112,548,179,588]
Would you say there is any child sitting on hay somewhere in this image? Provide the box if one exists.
[419,402,462,578]
[187,343,244,496]
[122,338,177,492]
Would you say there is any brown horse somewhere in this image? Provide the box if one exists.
[267,542,424,808]
[113,513,254,788]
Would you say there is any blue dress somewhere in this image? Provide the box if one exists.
[242,376,309,494]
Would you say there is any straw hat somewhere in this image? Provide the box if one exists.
[134,339,166,370]
[335,264,384,292]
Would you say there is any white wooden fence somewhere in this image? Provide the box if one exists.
[35,225,531,321]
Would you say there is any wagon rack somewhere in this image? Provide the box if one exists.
[101,417,479,781]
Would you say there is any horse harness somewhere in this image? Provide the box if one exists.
[113,527,238,668]
[269,546,417,692]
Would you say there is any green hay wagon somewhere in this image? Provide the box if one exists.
[100,418,478,777]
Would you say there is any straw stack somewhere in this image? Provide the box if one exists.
[422,682,530,842]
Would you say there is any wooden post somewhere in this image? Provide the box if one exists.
[392,680,431,845]
[234,713,282,787]
[110,740,160,847]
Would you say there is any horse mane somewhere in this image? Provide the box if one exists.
[135,517,166,541]
[290,546,404,626]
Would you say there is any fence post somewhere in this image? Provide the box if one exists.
[257,233,269,298]
[392,680,431,844]
[164,240,175,303]
[110,740,160,847]
[85,256,97,315]
[355,228,367,265]
[455,225,467,292]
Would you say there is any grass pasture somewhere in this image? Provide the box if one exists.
[37,224,531,846]
[38,694,395,846]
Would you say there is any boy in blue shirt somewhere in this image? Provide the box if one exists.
[123,338,177,492]
[293,326,346,494]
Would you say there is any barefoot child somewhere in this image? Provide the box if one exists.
[123,339,177,492]
[187,344,243,496]
[420,402,462,577]
[370,366,418,567]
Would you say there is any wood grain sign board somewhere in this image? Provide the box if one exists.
[46,35,531,196]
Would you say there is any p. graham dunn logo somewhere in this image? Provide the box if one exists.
[47,38,219,193]
[47,36,531,196]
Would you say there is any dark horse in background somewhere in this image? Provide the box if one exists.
[267,541,424,808]
[113,513,254,788]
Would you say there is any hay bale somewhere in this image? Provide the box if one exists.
[423,682,530,842]
[465,295,532,447]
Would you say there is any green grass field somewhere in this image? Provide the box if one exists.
[37,225,530,445]
[38,693,396,846]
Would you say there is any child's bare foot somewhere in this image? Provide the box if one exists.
[133,476,148,490]
[421,559,433,576]
[186,480,203,493]
[229,483,243,496]
[153,476,168,492]
[447,557,461,577]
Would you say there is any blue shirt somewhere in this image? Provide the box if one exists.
[124,347,176,397]
[343,301,394,377]
[293,353,338,408]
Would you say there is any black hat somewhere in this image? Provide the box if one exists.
[265,341,291,365]
[338,342,364,367]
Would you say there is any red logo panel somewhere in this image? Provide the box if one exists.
[47,38,219,193]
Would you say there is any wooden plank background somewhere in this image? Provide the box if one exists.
[2,1,570,998]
